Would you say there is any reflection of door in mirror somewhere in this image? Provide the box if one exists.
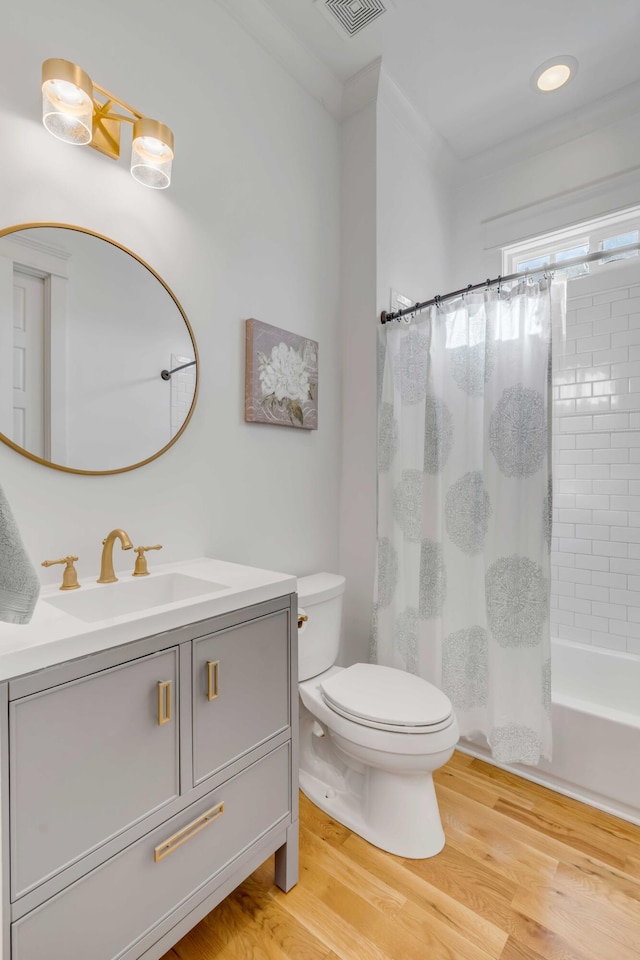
[12,270,46,459]
[0,232,70,465]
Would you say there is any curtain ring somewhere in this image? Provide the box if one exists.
[434,295,441,308]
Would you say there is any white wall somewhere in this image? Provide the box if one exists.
[338,98,378,666]
[0,0,341,586]
[338,69,453,666]
[452,108,640,286]
[376,82,452,314]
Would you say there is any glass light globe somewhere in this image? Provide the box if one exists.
[131,119,174,189]
[41,60,93,145]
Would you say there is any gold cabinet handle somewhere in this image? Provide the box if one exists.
[157,680,172,725]
[207,660,220,701]
[154,801,224,862]
[298,613,308,629]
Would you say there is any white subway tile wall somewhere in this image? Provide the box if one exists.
[551,264,640,655]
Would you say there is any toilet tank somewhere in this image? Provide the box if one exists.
[297,573,345,681]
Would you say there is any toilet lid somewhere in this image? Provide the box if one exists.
[320,663,452,731]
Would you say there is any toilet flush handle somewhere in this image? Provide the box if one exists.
[298,613,309,629]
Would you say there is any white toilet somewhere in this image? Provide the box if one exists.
[297,573,459,859]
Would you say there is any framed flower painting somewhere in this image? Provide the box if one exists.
[245,319,318,429]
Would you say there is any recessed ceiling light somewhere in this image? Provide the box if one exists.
[531,56,578,93]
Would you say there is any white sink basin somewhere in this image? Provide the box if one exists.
[45,573,227,623]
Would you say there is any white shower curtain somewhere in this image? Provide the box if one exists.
[373,278,566,765]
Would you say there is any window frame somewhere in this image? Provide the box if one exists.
[502,206,640,279]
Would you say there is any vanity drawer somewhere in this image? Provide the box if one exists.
[10,647,180,899]
[11,743,290,960]
[192,609,290,784]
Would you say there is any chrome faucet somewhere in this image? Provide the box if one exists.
[98,529,133,583]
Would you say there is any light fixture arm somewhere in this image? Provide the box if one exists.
[89,84,145,160]
[92,82,144,121]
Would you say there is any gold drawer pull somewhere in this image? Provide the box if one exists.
[157,680,172,725]
[298,614,308,629]
[154,801,224,862]
[207,660,220,701]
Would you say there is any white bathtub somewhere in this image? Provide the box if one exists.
[459,638,640,825]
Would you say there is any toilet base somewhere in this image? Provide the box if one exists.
[299,764,446,859]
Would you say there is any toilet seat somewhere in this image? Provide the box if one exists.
[320,663,453,734]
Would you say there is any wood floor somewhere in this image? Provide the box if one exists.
[161,751,640,960]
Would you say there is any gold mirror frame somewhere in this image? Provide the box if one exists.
[0,223,199,476]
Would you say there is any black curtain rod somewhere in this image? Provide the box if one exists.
[161,360,196,381]
[380,241,640,324]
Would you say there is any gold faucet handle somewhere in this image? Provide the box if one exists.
[42,556,81,591]
[132,544,163,577]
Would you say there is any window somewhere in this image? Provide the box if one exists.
[503,207,640,279]
[601,230,640,263]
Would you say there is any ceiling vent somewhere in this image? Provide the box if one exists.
[314,0,389,38]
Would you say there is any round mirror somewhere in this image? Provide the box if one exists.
[0,224,198,474]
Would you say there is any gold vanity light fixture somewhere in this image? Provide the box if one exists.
[41,59,174,189]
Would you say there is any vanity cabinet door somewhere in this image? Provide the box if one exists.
[10,647,180,899]
[192,609,290,784]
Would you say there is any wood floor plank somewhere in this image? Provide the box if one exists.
[446,750,475,770]
[295,854,497,960]
[439,782,638,881]
[466,760,568,805]
[393,897,501,960]
[202,889,299,960]
[299,824,407,915]
[531,791,640,848]
[170,919,237,960]
[505,912,605,960]
[334,828,508,957]
[493,797,633,871]
[161,752,640,960]
[499,939,545,960]
[436,762,536,812]
[623,852,640,876]
[267,863,390,960]
[441,802,558,888]
[434,764,504,808]
[512,875,640,960]
[232,872,340,960]
[399,839,518,932]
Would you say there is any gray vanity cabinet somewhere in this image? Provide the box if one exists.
[10,647,180,899]
[2,593,298,960]
[192,609,290,784]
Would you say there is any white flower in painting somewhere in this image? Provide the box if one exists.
[259,342,310,402]
[302,340,318,372]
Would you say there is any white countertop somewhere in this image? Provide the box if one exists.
[0,557,296,682]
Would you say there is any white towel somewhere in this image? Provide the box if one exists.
[0,482,40,625]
